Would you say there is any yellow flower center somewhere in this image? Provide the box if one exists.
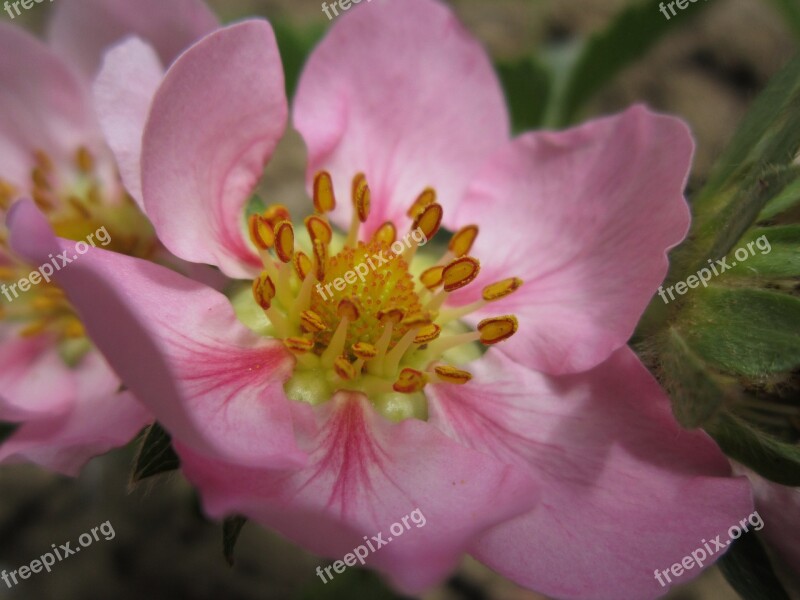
[247,171,523,422]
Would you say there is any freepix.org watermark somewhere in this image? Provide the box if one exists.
[653,510,764,588]
[658,234,771,304]
[3,0,54,20]
[321,0,372,21]
[658,0,707,21]
[315,227,428,301]
[2,521,115,590]
[315,508,426,584]
[0,225,111,303]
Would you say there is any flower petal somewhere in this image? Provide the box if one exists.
[449,105,693,374]
[0,23,103,190]
[93,37,164,211]
[0,350,151,476]
[7,200,304,469]
[47,0,218,78]
[178,393,539,594]
[427,347,753,600]
[294,0,509,234]
[142,20,288,278]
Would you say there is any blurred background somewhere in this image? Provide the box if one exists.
[1,0,797,598]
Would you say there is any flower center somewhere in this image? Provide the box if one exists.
[247,172,522,422]
[0,147,156,347]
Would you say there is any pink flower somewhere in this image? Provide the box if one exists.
[0,0,218,475]
[8,0,752,597]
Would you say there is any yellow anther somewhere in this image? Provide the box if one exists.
[483,277,523,301]
[414,323,441,344]
[377,308,405,324]
[478,315,518,344]
[433,365,472,385]
[420,265,444,290]
[31,167,50,190]
[313,171,336,213]
[337,299,360,321]
[352,173,371,223]
[412,202,443,241]
[0,267,16,280]
[372,222,397,246]
[248,214,275,250]
[63,319,86,339]
[294,251,313,280]
[75,146,94,173]
[449,225,479,258]
[352,342,377,359]
[333,355,357,380]
[402,312,433,327]
[443,256,480,292]
[0,178,16,209]
[263,204,291,228]
[313,238,328,280]
[252,272,276,310]
[300,310,326,333]
[32,189,54,212]
[284,337,315,354]
[67,196,92,219]
[305,215,332,245]
[274,220,294,263]
[34,149,53,173]
[407,188,436,218]
[20,321,48,337]
[393,368,427,393]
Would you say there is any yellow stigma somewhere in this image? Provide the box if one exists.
[244,171,523,421]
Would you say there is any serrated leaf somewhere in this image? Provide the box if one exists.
[552,0,709,125]
[131,422,180,483]
[679,287,800,377]
[223,516,247,567]
[718,528,791,600]
[658,328,741,428]
[496,57,552,132]
[709,411,800,486]
[0,422,18,444]
[722,226,800,279]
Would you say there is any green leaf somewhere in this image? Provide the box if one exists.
[758,175,800,221]
[709,411,800,486]
[766,0,800,40]
[0,422,18,444]
[131,422,180,483]
[272,20,326,100]
[245,193,267,217]
[658,328,741,428]
[496,58,552,132]
[722,226,800,279]
[553,0,710,125]
[223,515,247,566]
[718,528,791,600]
[680,287,800,377]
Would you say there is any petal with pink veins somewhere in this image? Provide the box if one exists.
[0,350,151,476]
[7,200,304,470]
[448,105,693,375]
[93,37,165,211]
[47,0,218,78]
[294,0,509,235]
[427,347,753,600]
[177,393,539,594]
[141,21,288,278]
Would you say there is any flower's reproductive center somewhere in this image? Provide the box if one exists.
[0,147,155,342]
[249,172,522,421]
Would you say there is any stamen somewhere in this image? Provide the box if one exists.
[478,315,518,344]
[34,149,53,173]
[449,225,479,258]
[372,222,397,246]
[393,368,427,393]
[75,146,94,173]
[305,215,333,245]
[313,239,328,280]
[313,171,336,213]
[321,299,359,367]
[333,356,357,381]
[300,309,326,333]
[293,251,313,280]
[346,173,371,246]
[249,214,275,250]
[420,266,444,290]
[263,204,291,228]
[432,365,472,385]
[252,273,276,310]
[414,323,441,344]
[274,221,294,263]
[439,277,524,324]
[404,202,442,263]
[443,257,480,292]
[407,188,436,219]
[0,179,16,209]
[284,337,315,354]
[31,167,50,190]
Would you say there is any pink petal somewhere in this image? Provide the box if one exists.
[7,200,304,469]
[47,0,218,78]
[0,350,151,476]
[449,105,693,374]
[0,23,104,190]
[142,21,287,278]
[294,0,509,235]
[93,37,164,211]
[427,347,753,600]
[178,392,538,593]
[0,325,76,419]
